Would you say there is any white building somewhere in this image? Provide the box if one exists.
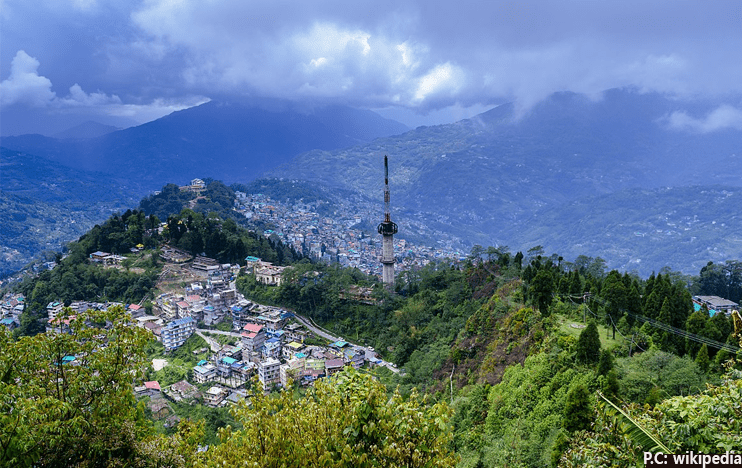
[161,316,196,351]
[204,386,227,407]
[258,357,281,391]
[193,363,217,384]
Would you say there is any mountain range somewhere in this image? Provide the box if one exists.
[1,99,409,188]
[3,89,742,277]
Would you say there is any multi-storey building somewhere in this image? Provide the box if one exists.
[203,305,224,326]
[241,323,266,358]
[161,316,196,351]
[258,357,281,391]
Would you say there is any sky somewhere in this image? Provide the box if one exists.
[2,0,742,135]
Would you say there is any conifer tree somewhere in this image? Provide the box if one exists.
[685,310,709,357]
[531,269,555,316]
[601,270,627,339]
[562,384,592,433]
[575,321,601,364]
[602,369,620,401]
[597,349,614,376]
[695,344,710,373]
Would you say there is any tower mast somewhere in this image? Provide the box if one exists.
[377,155,398,287]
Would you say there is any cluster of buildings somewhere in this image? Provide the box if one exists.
[233,192,465,280]
[191,332,378,399]
[118,249,382,400]
[0,293,24,330]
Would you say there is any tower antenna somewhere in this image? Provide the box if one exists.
[377,155,398,287]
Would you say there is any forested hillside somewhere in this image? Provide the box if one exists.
[0,147,137,276]
[236,245,741,466]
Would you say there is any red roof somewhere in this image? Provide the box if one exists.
[128,304,142,311]
[243,323,263,333]
[144,381,161,391]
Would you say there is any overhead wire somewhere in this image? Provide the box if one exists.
[560,291,740,354]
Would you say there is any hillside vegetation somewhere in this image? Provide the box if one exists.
[6,179,742,466]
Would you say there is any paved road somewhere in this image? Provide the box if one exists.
[195,330,222,352]
[291,313,400,374]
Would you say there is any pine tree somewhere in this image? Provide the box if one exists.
[575,321,601,364]
[695,344,710,373]
[597,349,614,376]
[657,298,675,353]
[602,369,620,400]
[685,310,709,358]
[532,269,555,317]
[563,384,592,433]
[602,271,628,339]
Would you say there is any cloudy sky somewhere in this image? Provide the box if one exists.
[2,0,742,135]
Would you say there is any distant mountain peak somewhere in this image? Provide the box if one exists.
[53,121,121,139]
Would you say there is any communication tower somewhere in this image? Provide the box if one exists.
[377,155,398,287]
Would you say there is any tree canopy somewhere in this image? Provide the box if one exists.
[201,369,457,468]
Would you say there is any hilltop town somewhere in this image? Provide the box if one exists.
[232,186,465,277]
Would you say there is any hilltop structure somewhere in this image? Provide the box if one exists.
[377,155,398,287]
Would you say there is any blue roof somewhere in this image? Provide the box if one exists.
[0,318,14,325]
[295,353,307,359]
[221,356,237,365]
[62,355,76,362]
[197,359,207,366]
[693,302,720,317]
[166,316,195,328]
[331,340,349,348]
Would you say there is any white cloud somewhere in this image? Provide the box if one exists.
[0,50,56,106]
[414,62,465,103]
[666,105,742,133]
[0,50,207,124]
[59,83,122,106]
[131,2,470,109]
[7,0,742,126]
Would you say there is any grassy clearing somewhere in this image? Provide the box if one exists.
[556,313,625,350]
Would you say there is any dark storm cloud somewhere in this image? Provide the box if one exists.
[2,0,742,132]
